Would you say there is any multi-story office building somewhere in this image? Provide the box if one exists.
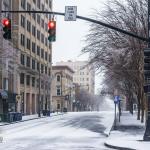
[9,0,53,115]
[51,65,75,112]
[56,60,95,94]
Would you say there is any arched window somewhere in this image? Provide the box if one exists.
[57,75,61,82]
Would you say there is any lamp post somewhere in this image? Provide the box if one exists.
[38,65,41,117]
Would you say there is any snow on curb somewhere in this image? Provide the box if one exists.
[102,111,115,136]
[104,142,136,150]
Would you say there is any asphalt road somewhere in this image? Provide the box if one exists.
[0,112,114,150]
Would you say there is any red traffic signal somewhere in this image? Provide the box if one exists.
[2,18,11,27]
[48,21,56,30]
[2,18,11,39]
[48,21,56,42]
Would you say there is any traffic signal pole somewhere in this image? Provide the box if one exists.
[143,0,150,141]
[1,10,148,42]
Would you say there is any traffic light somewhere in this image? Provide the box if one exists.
[2,18,11,40]
[48,20,56,42]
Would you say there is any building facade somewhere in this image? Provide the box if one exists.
[9,0,53,115]
[0,0,19,116]
[56,60,95,94]
[51,66,75,112]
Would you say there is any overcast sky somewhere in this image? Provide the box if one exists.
[53,0,105,93]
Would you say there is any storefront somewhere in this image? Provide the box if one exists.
[0,90,17,115]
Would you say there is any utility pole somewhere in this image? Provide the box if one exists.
[144,0,150,141]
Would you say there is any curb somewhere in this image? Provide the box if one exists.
[104,142,136,150]
[0,113,63,126]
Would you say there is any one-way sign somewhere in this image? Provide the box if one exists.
[65,6,77,21]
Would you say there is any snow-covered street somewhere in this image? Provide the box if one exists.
[0,111,114,150]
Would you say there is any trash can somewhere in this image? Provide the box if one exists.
[42,110,47,116]
[47,111,50,116]
[63,107,67,113]
[18,113,22,121]
[7,113,14,122]
[0,114,4,122]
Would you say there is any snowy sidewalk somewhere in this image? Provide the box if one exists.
[105,111,150,150]
[0,112,63,126]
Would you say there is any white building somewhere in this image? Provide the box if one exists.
[56,60,95,94]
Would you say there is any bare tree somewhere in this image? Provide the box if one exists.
[82,0,147,122]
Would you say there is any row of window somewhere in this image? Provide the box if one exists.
[21,0,51,27]
[73,78,89,82]
[21,0,52,12]
[20,34,51,61]
[20,73,50,90]
[20,17,49,47]
[20,54,51,75]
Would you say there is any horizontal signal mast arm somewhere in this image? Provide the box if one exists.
[1,10,148,42]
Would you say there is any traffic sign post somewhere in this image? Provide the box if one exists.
[65,6,77,21]
[114,95,120,129]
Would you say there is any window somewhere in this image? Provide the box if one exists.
[37,14,40,24]
[21,0,26,9]
[42,4,44,11]
[32,42,36,53]
[49,0,52,9]
[45,9,48,18]
[20,34,25,46]
[32,25,36,36]
[32,77,35,87]
[45,66,47,74]
[41,49,44,58]
[45,37,47,46]
[45,23,48,32]
[45,52,47,61]
[36,79,39,88]
[20,54,25,65]
[57,104,60,109]
[21,15,25,27]
[41,19,44,28]
[20,73,24,84]
[41,80,44,89]
[32,59,35,69]
[26,56,30,67]
[48,14,51,20]
[48,68,51,76]
[57,86,61,96]
[49,54,51,62]
[49,43,51,49]
[57,75,60,82]
[41,33,44,43]
[33,0,36,4]
[27,2,31,14]
[27,20,31,32]
[37,46,40,56]
[37,30,40,40]
[37,0,41,9]
[26,75,30,86]
[41,64,44,73]
[32,9,36,20]
[26,38,31,50]
[37,62,39,70]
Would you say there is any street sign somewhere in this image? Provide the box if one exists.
[114,95,119,104]
[65,6,77,21]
